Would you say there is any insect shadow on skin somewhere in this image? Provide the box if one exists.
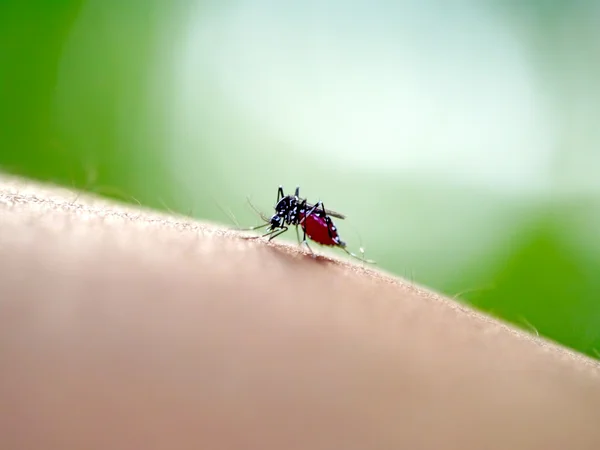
[259,240,340,268]
[234,185,375,264]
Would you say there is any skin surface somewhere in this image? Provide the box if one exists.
[1,174,600,450]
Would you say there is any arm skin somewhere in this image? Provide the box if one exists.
[1,174,599,450]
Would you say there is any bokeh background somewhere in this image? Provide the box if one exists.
[2,0,600,358]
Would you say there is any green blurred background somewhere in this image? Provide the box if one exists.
[2,0,600,358]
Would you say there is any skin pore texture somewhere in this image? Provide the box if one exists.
[1,174,600,450]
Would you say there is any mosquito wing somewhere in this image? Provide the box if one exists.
[306,202,346,220]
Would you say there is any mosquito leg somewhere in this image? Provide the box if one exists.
[267,226,289,241]
[340,246,376,264]
[318,201,336,242]
[317,201,375,264]
[301,200,322,224]
[314,200,341,244]
[300,228,315,256]
[241,224,275,240]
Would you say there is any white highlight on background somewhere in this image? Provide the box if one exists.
[172,0,554,195]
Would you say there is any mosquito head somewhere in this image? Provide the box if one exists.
[269,213,285,230]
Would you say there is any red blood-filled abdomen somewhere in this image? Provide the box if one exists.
[301,213,340,246]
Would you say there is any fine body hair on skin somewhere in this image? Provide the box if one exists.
[1,174,600,450]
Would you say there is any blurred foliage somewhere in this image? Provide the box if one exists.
[1,0,600,359]
[1,0,85,182]
[0,0,175,205]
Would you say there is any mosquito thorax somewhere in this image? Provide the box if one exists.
[274,195,301,225]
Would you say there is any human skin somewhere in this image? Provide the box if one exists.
[0,174,599,450]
